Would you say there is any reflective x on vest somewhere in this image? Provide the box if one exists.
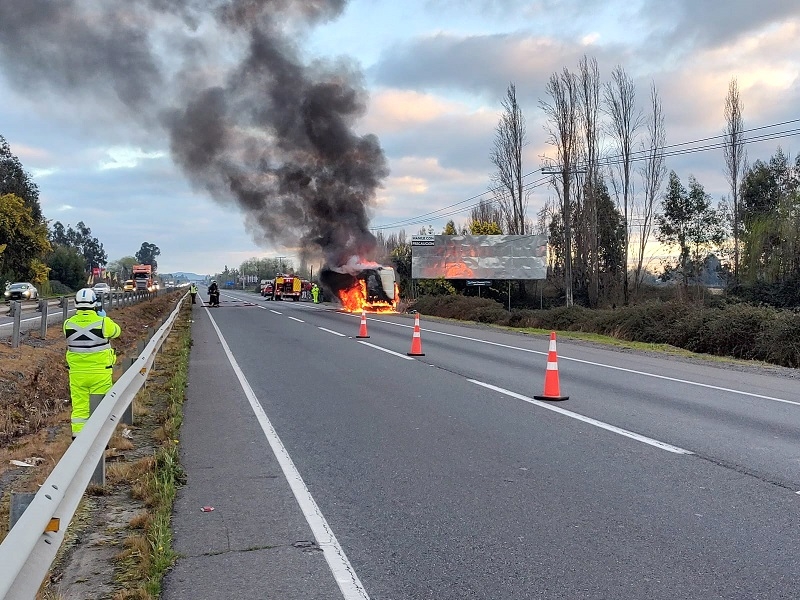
[65,320,112,353]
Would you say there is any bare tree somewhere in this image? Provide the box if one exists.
[490,83,528,236]
[470,198,504,232]
[723,77,746,281]
[634,82,666,295]
[578,55,601,306]
[541,68,579,307]
[604,65,642,305]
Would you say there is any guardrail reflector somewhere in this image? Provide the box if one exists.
[45,518,59,532]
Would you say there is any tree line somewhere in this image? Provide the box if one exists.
[369,59,799,309]
[1,134,162,293]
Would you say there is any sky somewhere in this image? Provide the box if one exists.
[0,0,798,276]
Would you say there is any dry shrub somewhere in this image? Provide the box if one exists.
[128,512,151,530]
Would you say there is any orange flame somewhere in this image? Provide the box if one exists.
[337,280,397,313]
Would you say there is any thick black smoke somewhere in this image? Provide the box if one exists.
[0,0,388,267]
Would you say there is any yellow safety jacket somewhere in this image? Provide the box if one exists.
[63,310,121,372]
[190,284,197,293]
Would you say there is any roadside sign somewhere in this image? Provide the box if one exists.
[411,235,435,246]
[466,280,492,286]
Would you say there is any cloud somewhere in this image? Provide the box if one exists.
[98,147,167,171]
[639,0,800,51]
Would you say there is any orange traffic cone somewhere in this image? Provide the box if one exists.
[356,310,370,338]
[407,313,425,356]
[533,331,569,401]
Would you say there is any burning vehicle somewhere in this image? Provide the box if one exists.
[320,262,399,313]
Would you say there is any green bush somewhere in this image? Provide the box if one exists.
[755,311,800,367]
[412,293,800,368]
[46,280,75,296]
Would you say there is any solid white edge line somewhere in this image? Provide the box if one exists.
[318,327,346,337]
[366,317,799,407]
[1,309,74,327]
[468,379,693,455]
[356,340,414,360]
[288,316,305,322]
[206,311,369,599]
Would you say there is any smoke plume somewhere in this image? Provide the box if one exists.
[0,0,388,267]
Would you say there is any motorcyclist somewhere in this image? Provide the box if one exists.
[208,280,220,307]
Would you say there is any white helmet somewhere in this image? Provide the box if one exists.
[75,288,98,309]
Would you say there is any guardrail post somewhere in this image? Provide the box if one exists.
[61,296,68,322]
[39,298,48,338]
[11,302,21,349]
[9,492,36,531]
[89,394,105,487]
[121,357,137,425]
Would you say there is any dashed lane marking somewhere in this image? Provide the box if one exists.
[469,379,693,455]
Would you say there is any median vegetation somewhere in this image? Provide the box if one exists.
[113,303,190,598]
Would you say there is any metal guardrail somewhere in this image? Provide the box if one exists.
[0,293,188,600]
[1,290,162,348]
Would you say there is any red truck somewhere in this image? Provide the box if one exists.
[261,274,307,301]
[132,264,155,292]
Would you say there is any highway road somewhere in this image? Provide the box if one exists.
[163,289,800,599]
[0,299,73,338]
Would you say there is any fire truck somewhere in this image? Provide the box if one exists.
[264,274,303,301]
[132,264,155,292]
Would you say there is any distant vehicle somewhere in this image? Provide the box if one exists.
[4,282,39,301]
[123,280,135,292]
[272,274,303,301]
[132,264,155,292]
[93,282,111,296]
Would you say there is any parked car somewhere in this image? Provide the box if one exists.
[123,280,135,292]
[4,282,39,301]
[93,282,111,296]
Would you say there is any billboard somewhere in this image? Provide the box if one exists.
[411,235,547,280]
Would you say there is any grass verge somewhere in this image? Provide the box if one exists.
[112,304,191,599]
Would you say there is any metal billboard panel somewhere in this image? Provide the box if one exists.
[411,235,547,280]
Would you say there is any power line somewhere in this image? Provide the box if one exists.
[372,117,800,232]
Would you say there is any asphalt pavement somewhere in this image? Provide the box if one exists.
[163,290,800,599]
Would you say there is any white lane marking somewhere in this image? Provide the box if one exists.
[270,310,282,315]
[357,340,414,361]
[366,317,800,407]
[319,327,346,337]
[288,316,305,323]
[469,379,693,455]
[206,312,369,599]
[0,309,73,327]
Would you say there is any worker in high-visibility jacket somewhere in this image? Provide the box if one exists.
[311,283,320,303]
[63,288,121,439]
